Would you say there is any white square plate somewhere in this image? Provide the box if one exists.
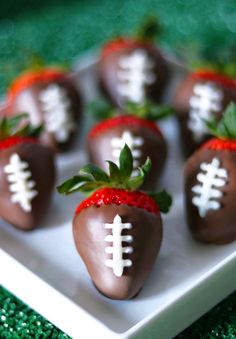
[0,54,235,339]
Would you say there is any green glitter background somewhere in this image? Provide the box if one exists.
[0,0,236,338]
[0,286,235,338]
[0,0,236,94]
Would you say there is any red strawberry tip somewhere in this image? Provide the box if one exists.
[0,136,37,151]
[191,70,236,92]
[89,115,162,138]
[202,137,236,152]
[101,37,153,59]
[8,67,67,102]
[75,187,160,215]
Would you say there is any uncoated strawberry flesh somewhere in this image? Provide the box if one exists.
[203,138,236,151]
[8,68,66,101]
[89,115,162,138]
[0,136,37,150]
[192,70,236,92]
[75,188,160,215]
[101,37,148,59]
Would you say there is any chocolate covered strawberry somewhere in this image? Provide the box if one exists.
[0,114,56,230]
[184,103,236,244]
[6,65,82,151]
[174,68,236,157]
[87,102,172,189]
[58,144,171,300]
[98,17,169,108]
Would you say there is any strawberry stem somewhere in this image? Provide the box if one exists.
[135,15,161,42]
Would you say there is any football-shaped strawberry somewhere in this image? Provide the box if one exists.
[0,115,56,230]
[87,103,172,189]
[98,17,169,108]
[58,145,171,299]
[174,70,236,156]
[6,66,82,152]
[184,103,236,244]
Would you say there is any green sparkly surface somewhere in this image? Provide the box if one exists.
[0,285,235,339]
[177,291,236,339]
[0,0,236,94]
[0,286,70,339]
[0,1,236,338]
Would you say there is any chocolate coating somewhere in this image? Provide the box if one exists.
[184,148,236,244]
[87,124,167,189]
[174,76,236,157]
[0,143,56,230]
[7,77,82,152]
[99,46,169,108]
[73,204,162,299]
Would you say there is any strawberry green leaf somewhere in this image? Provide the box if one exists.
[87,99,115,121]
[203,118,218,137]
[106,160,120,181]
[14,124,30,137]
[79,164,110,182]
[0,114,28,139]
[0,113,43,140]
[119,144,133,179]
[126,175,144,190]
[126,169,145,190]
[216,121,230,138]
[15,123,44,138]
[124,101,173,121]
[27,124,44,137]
[57,145,172,214]
[6,113,28,130]
[57,175,93,195]
[204,102,236,139]
[221,103,236,138]
[88,98,173,123]
[125,101,148,119]
[0,117,8,139]
[125,158,151,190]
[76,182,106,193]
[140,157,152,176]
[149,190,172,213]
[148,105,174,121]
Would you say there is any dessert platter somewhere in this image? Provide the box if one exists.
[0,24,236,338]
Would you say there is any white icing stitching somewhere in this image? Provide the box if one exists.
[192,157,228,217]
[104,214,133,277]
[117,49,156,103]
[4,153,38,212]
[111,130,144,176]
[188,82,223,141]
[39,84,75,142]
